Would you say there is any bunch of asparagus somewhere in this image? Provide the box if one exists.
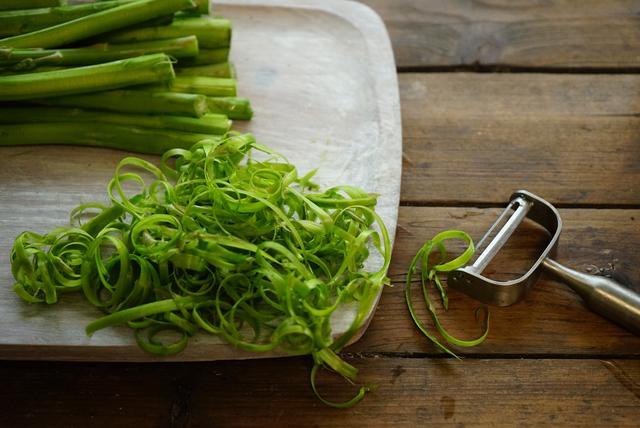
[0,0,253,154]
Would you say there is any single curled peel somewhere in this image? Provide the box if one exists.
[405,230,489,357]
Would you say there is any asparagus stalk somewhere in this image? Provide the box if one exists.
[0,0,65,11]
[97,0,209,15]
[0,53,174,101]
[151,76,237,97]
[176,62,234,78]
[179,47,228,66]
[0,1,127,37]
[0,123,218,155]
[207,97,253,120]
[0,0,197,49]
[0,107,231,135]
[37,90,209,117]
[1,36,198,69]
[104,17,231,49]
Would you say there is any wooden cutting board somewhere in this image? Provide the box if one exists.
[0,0,401,361]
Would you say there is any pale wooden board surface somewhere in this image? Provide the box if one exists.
[0,0,401,360]
[357,0,640,69]
[398,73,640,205]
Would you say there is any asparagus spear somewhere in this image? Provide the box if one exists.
[0,123,218,154]
[0,53,174,101]
[37,90,209,117]
[96,0,209,15]
[104,17,231,49]
[207,97,253,120]
[179,47,228,66]
[0,107,231,135]
[0,0,197,48]
[0,0,65,11]
[176,62,234,78]
[151,76,237,97]
[0,1,127,37]
[1,36,198,69]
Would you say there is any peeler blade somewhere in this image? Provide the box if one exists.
[447,190,562,306]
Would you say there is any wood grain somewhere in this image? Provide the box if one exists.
[399,73,640,205]
[1,358,638,427]
[357,0,640,69]
[350,206,640,355]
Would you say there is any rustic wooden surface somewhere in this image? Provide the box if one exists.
[4,0,640,426]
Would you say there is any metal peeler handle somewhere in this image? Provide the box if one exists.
[543,258,640,335]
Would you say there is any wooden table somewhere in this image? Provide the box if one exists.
[3,1,639,426]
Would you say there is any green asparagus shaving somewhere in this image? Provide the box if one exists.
[207,97,253,120]
[0,1,128,37]
[0,36,199,69]
[0,0,196,48]
[104,16,231,49]
[0,107,231,135]
[37,89,209,117]
[0,53,175,101]
[176,62,234,78]
[405,230,489,357]
[0,0,64,11]
[0,122,218,154]
[10,133,391,407]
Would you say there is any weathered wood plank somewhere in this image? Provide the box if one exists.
[2,358,638,427]
[351,206,640,355]
[357,0,640,69]
[399,73,640,205]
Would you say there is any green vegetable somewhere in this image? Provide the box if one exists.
[151,76,237,97]
[104,16,231,49]
[0,0,196,48]
[10,134,391,407]
[179,47,229,66]
[405,230,490,357]
[37,89,209,117]
[207,97,253,120]
[0,36,198,69]
[0,1,128,37]
[0,122,218,154]
[0,53,174,101]
[97,0,209,15]
[0,0,65,11]
[176,62,234,78]
[0,107,230,135]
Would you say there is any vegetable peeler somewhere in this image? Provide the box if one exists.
[447,190,640,335]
